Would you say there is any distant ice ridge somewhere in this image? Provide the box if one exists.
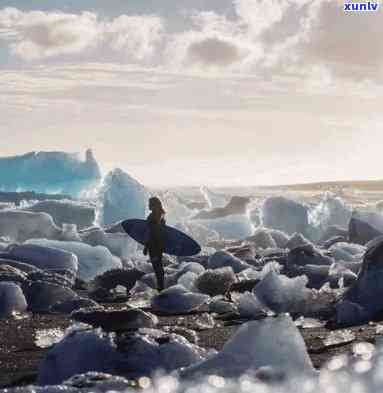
[0,149,101,197]
[97,168,149,226]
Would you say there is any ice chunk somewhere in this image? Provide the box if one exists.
[151,285,209,315]
[208,251,250,273]
[177,271,198,292]
[25,239,121,281]
[181,314,314,378]
[349,210,383,245]
[35,328,65,348]
[5,243,78,284]
[98,168,149,226]
[329,242,365,262]
[324,330,355,346]
[25,281,79,313]
[309,193,352,237]
[254,271,311,314]
[0,149,101,197]
[200,186,228,208]
[209,298,238,314]
[37,329,119,385]
[27,200,95,230]
[0,210,62,242]
[174,221,220,246]
[158,190,193,224]
[193,213,253,240]
[262,197,309,236]
[237,292,269,319]
[80,227,137,260]
[246,228,277,249]
[0,281,27,318]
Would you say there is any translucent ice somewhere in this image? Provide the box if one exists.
[181,314,314,379]
[35,328,65,348]
[254,271,311,314]
[26,239,121,281]
[0,149,101,197]
[151,285,209,315]
[0,281,27,318]
[5,243,78,284]
[97,168,149,226]
[323,330,355,346]
[0,210,62,242]
[80,227,138,260]
[237,292,269,319]
[193,214,253,240]
[208,251,250,273]
[27,200,96,230]
[262,197,309,236]
[37,329,119,385]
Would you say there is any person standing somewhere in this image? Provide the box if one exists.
[144,197,166,291]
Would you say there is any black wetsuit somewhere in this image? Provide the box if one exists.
[146,213,166,291]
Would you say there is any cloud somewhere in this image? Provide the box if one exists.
[0,7,163,61]
[0,2,382,82]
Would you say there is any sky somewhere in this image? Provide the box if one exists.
[0,0,382,187]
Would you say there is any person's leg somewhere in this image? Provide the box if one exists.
[150,254,165,291]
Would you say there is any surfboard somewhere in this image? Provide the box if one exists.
[121,219,201,257]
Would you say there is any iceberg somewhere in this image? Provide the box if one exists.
[98,168,149,226]
[0,149,101,197]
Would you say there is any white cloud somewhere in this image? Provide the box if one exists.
[0,8,163,61]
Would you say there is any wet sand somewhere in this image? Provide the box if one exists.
[1,307,382,388]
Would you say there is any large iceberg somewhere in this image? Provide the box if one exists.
[0,149,101,197]
[98,169,149,226]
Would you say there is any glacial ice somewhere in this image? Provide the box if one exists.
[200,186,229,208]
[97,168,149,226]
[80,227,138,260]
[208,251,250,273]
[237,292,269,319]
[0,210,62,242]
[0,150,101,197]
[5,243,78,284]
[25,239,121,281]
[0,281,27,318]
[262,197,309,236]
[181,315,314,379]
[324,330,356,346]
[308,193,352,239]
[151,285,209,315]
[254,271,311,314]
[37,329,119,385]
[35,328,65,348]
[193,213,253,240]
[27,200,96,230]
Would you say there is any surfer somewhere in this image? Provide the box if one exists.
[143,197,166,291]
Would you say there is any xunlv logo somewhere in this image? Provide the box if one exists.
[344,1,380,11]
